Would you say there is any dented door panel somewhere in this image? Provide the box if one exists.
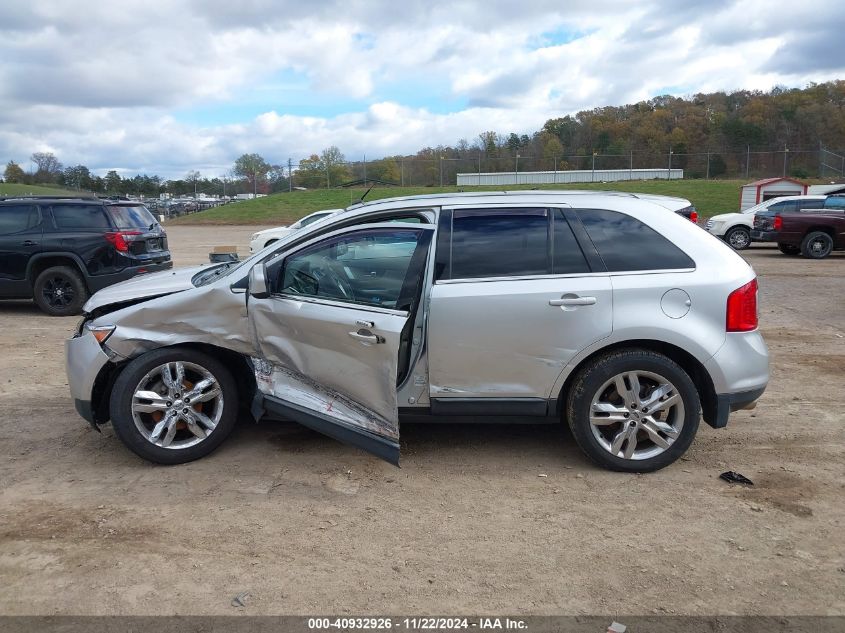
[248,224,435,463]
[250,298,409,436]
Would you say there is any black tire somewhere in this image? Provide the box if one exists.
[777,243,800,256]
[725,226,751,250]
[565,349,701,473]
[109,347,239,464]
[32,265,89,316]
[800,231,833,259]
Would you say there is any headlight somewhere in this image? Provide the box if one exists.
[86,324,116,345]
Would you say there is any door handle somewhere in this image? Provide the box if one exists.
[549,295,597,307]
[21,240,39,247]
[348,330,385,344]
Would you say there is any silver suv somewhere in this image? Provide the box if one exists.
[66,192,769,472]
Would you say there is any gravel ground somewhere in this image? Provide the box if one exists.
[0,225,843,615]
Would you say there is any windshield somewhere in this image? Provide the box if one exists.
[108,204,158,229]
[298,212,330,227]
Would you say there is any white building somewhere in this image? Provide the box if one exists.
[456,168,683,187]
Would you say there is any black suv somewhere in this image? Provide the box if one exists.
[0,197,172,316]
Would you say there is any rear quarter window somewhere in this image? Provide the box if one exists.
[576,208,694,272]
[51,204,112,230]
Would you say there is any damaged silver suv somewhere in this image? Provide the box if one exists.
[66,192,769,472]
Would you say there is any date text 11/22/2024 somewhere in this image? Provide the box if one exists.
[307,617,528,630]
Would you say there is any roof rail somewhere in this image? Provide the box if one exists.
[346,189,640,209]
[0,194,96,201]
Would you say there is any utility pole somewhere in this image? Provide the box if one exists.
[592,152,596,182]
[668,146,673,180]
[782,146,789,177]
[288,158,292,192]
[746,145,750,179]
[400,158,404,187]
[706,152,711,180]
[439,156,444,187]
[630,150,633,180]
[515,153,520,185]
[553,155,557,184]
[363,154,367,185]
[478,153,482,186]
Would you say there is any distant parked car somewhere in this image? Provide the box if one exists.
[705,195,826,250]
[0,196,171,315]
[249,209,342,253]
[751,195,845,258]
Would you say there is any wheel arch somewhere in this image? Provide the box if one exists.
[802,226,835,239]
[90,342,257,425]
[27,253,90,290]
[553,339,719,428]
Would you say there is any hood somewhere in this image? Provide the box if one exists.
[708,212,743,222]
[83,264,211,312]
[254,225,290,237]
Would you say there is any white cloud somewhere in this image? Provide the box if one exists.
[0,0,843,178]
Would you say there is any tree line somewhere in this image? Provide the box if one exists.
[4,81,845,194]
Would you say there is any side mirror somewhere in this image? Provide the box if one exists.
[248,263,270,299]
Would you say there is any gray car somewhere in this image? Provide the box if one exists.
[66,191,769,472]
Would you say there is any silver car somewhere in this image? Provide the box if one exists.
[66,191,769,472]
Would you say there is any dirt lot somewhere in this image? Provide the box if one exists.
[0,225,843,616]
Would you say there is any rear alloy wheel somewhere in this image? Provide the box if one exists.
[110,348,238,464]
[32,265,88,316]
[566,349,700,472]
[800,231,833,259]
[725,226,751,250]
[777,243,800,256]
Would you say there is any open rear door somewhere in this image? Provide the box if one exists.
[248,223,434,464]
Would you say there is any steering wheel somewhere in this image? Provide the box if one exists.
[317,257,356,301]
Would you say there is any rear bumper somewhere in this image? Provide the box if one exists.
[703,330,769,428]
[87,260,173,293]
[66,332,112,425]
[750,230,777,242]
[709,387,766,429]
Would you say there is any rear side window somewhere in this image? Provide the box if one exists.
[0,205,40,234]
[577,209,694,272]
[824,197,845,210]
[108,205,157,229]
[449,208,549,279]
[51,204,111,230]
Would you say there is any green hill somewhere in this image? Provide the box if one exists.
[0,183,92,197]
[170,180,746,226]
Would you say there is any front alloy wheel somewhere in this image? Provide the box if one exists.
[110,348,238,464]
[131,361,224,449]
[726,227,751,250]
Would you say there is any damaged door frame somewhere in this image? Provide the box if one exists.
[247,219,438,464]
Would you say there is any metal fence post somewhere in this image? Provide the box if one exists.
[706,152,710,180]
[746,146,750,179]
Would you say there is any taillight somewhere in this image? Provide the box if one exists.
[773,215,783,231]
[726,278,758,332]
[104,231,141,252]
[689,210,698,224]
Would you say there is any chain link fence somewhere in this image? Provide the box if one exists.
[288,146,845,189]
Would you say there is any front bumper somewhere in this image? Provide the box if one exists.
[750,230,777,242]
[65,331,112,425]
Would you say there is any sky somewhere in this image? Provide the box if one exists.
[1,0,844,179]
